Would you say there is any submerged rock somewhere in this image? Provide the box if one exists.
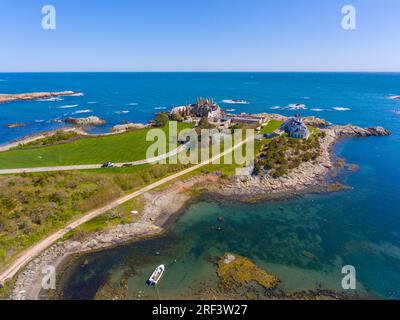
[303,251,318,261]
[217,253,280,290]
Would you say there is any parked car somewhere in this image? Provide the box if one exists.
[101,162,115,168]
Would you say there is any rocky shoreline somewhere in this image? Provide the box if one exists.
[0,91,79,104]
[12,221,163,300]
[10,175,215,300]
[212,124,390,198]
[8,121,390,300]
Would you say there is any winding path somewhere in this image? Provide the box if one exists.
[0,135,253,285]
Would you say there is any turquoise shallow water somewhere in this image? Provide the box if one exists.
[2,73,399,299]
[58,139,400,299]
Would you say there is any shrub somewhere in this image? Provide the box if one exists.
[255,133,322,178]
[154,113,169,127]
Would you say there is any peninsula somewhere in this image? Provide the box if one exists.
[0,91,79,104]
[2,99,390,299]
[0,98,391,300]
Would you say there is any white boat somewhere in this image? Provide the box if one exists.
[147,264,165,285]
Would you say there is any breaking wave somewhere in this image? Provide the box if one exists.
[287,103,307,110]
[37,97,64,102]
[222,99,250,105]
[72,109,93,114]
[57,104,79,109]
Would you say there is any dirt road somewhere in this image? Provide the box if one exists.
[0,135,252,284]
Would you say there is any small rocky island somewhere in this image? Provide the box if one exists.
[65,116,106,126]
[0,91,79,104]
[5,123,25,129]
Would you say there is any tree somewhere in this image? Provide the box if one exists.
[170,112,183,122]
[197,116,213,129]
[154,113,169,127]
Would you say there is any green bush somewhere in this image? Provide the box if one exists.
[256,132,322,178]
[154,113,169,127]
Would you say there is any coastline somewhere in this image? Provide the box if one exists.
[0,122,152,152]
[8,122,390,300]
[11,174,215,300]
[0,127,86,152]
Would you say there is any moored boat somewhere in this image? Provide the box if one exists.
[147,264,165,285]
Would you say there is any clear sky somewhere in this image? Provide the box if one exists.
[1,0,399,72]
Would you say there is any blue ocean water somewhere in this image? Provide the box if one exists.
[1,72,399,144]
[1,73,400,299]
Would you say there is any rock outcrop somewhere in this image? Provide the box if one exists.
[331,125,391,137]
[302,116,331,127]
[111,123,151,133]
[0,91,78,104]
[65,116,106,126]
[5,123,25,129]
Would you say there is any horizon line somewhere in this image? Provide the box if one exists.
[1,70,400,74]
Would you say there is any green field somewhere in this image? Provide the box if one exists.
[260,120,283,134]
[0,122,193,169]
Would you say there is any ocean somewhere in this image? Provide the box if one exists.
[1,72,399,144]
[1,73,400,299]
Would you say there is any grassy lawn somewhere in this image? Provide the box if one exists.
[0,122,193,169]
[260,120,283,134]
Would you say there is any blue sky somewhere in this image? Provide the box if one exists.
[1,0,399,72]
